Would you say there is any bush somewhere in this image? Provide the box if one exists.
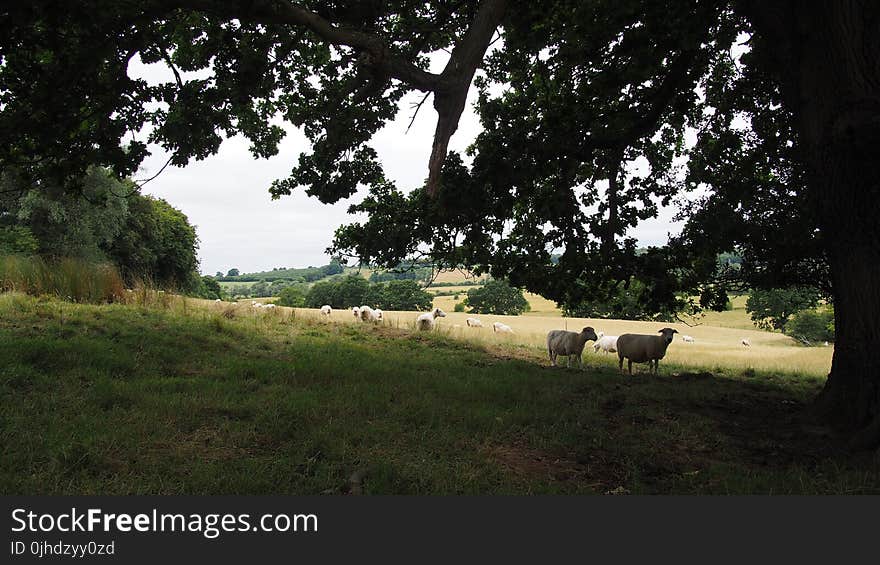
[785,307,835,344]
[464,279,530,315]
[276,286,306,307]
[746,287,821,332]
[193,276,223,300]
[454,302,465,312]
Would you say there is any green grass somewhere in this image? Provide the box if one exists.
[0,292,877,495]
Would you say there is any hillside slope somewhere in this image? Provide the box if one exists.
[0,293,875,494]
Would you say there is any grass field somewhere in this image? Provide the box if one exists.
[2,291,874,495]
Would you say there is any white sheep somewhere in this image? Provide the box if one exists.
[466,317,483,328]
[352,306,361,320]
[320,305,332,317]
[682,335,695,343]
[593,335,619,354]
[616,328,678,375]
[741,338,751,347]
[416,307,447,330]
[492,322,513,334]
[547,327,599,368]
[263,303,276,309]
[361,307,381,323]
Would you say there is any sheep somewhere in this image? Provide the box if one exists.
[593,335,619,354]
[416,307,447,331]
[682,335,695,343]
[597,331,605,338]
[616,328,678,375]
[492,322,513,334]
[361,307,381,323]
[466,317,483,328]
[547,327,599,368]
[320,305,332,317]
[741,338,751,347]
[263,303,276,309]
[352,306,361,320]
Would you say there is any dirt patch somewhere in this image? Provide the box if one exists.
[484,443,620,490]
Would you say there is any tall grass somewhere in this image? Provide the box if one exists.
[0,255,125,303]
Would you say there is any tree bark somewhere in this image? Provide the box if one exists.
[743,0,880,446]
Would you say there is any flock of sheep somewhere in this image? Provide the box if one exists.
[292,302,758,375]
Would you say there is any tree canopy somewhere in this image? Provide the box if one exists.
[464,279,529,316]
[1,1,879,444]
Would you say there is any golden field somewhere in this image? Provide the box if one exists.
[228,299,832,379]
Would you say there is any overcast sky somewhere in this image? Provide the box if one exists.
[129,55,683,276]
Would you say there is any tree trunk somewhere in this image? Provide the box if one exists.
[743,0,880,446]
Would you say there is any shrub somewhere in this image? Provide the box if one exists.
[465,279,530,315]
[785,307,835,344]
[453,302,465,312]
[276,286,306,307]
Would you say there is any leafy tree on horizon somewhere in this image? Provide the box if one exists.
[464,280,530,316]
[746,287,822,332]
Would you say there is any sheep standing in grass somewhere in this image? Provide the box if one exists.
[547,327,599,368]
[593,335,619,354]
[741,338,751,347]
[359,305,375,322]
[493,322,513,334]
[320,305,332,317]
[361,307,381,323]
[416,308,446,330]
[682,335,695,343]
[352,306,361,320]
[466,317,483,328]
[616,328,678,375]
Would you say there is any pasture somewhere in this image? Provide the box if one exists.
[2,292,869,495]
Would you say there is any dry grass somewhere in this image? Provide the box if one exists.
[190,298,832,379]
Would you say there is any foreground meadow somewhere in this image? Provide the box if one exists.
[1,293,875,495]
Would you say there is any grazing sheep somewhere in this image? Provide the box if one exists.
[466,317,483,328]
[616,328,678,375]
[416,308,447,330]
[593,335,619,354]
[493,322,513,334]
[741,338,751,347]
[214,298,221,302]
[547,327,599,368]
[682,335,695,343]
[360,307,381,323]
[320,305,332,317]
[263,303,276,309]
[352,306,361,320]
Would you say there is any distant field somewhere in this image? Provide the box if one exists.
[300,304,832,379]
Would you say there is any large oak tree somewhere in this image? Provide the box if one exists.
[1,0,878,446]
